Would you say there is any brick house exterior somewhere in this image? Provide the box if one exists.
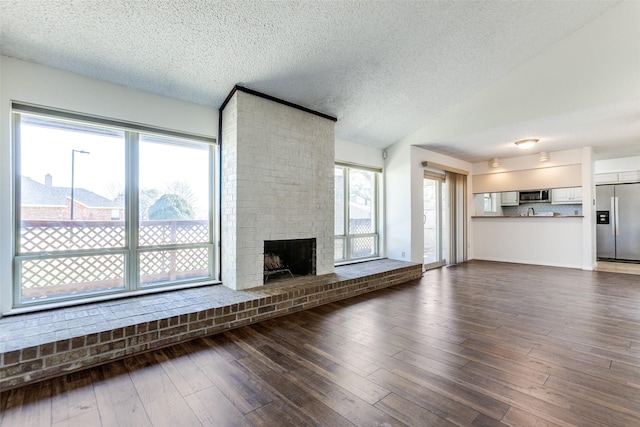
[21,175,123,220]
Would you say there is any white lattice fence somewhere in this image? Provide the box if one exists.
[19,220,211,299]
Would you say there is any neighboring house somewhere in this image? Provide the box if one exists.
[21,174,123,220]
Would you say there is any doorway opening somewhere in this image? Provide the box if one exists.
[423,172,447,270]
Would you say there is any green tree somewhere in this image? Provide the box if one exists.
[165,181,196,208]
[139,188,161,220]
[148,194,194,220]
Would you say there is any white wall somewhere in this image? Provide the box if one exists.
[0,57,217,137]
[384,141,412,262]
[335,138,384,168]
[0,56,218,314]
[595,156,640,174]
[582,147,596,270]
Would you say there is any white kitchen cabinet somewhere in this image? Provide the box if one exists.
[500,191,519,206]
[595,173,619,184]
[551,187,582,204]
[595,171,640,184]
[618,170,640,183]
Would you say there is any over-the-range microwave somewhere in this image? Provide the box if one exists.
[519,190,550,203]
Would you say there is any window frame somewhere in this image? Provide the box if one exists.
[483,192,498,215]
[10,103,219,312]
[334,162,381,263]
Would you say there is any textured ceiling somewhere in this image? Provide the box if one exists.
[1,0,638,161]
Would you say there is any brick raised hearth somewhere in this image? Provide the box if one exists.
[0,259,421,391]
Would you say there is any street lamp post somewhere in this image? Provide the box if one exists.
[70,149,90,220]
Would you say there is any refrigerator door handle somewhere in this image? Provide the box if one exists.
[614,197,620,236]
[611,197,616,236]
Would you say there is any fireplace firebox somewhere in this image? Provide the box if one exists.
[263,238,316,282]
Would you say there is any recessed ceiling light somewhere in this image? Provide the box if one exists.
[515,139,539,149]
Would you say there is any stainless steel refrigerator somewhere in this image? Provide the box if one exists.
[596,183,640,261]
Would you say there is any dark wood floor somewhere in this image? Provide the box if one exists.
[2,261,640,427]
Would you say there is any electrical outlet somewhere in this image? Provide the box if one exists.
[401,251,405,258]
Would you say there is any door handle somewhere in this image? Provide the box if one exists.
[611,197,616,236]
[614,197,620,236]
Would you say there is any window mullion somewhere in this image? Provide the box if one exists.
[344,167,350,259]
[126,131,139,291]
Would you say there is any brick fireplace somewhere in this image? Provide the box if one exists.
[220,87,336,290]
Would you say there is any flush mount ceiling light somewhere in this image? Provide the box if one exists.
[515,138,539,150]
[539,151,549,162]
[490,157,500,168]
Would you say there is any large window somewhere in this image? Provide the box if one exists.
[13,104,217,309]
[334,164,380,262]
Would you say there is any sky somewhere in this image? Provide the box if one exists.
[19,115,211,217]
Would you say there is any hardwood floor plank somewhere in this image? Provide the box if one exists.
[245,398,319,427]
[51,372,98,424]
[91,361,152,427]
[390,352,511,421]
[284,366,405,427]
[471,413,510,427]
[249,322,335,368]
[235,351,356,426]
[0,382,52,427]
[457,347,550,385]
[500,406,556,427]
[188,338,274,414]
[235,354,315,407]
[51,409,102,427]
[153,343,214,397]
[375,392,456,427]
[543,363,640,405]
[123,353,203,427]
[320,362,391,405]
[462,360,549,390]
[243,326,391,405]
[543,375,640,418]
[183,385,252,427]
[366,368,480,425]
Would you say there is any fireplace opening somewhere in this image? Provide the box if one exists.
[263,238,316,283]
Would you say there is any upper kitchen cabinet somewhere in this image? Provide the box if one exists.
[596,171,640,184]
[500,191,519,206]
[551,187,582,204]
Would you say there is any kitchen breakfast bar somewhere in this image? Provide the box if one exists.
[472,215,585,269]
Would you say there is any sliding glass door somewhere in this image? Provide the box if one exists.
[423,172,447,269]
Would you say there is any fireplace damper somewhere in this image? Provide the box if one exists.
[263,238,316,283]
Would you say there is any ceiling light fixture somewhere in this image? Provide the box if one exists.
[490,157,500,168]
[515,138,539,150]
[539,151,549,162]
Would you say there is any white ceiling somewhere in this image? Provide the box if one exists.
[1,1,639,162]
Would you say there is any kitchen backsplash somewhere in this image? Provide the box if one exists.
[502,202,583,217]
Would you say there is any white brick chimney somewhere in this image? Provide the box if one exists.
[220,88,336,290]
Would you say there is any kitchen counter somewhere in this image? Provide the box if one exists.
[472,215,583,218]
